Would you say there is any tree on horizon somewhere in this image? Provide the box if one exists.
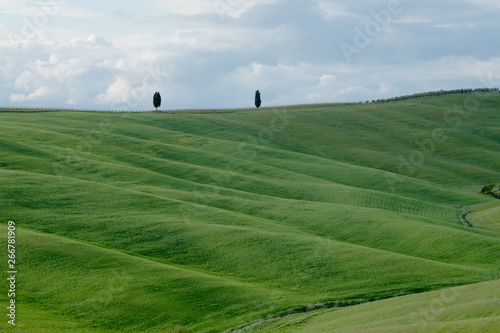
[255,90,261,109]
[153,92,161,111]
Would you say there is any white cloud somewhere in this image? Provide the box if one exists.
[97,77,132,104]
[10,86,53,102]
[0,1,100,19]
[314,1,363,20]
[48,53,63,64]
[13,70,36,91]
[377,82,397,95]
[86,34,113,47]
[393,16,436,24]
[2,33,120,107]
[66,34,112,48]
[154,0,218,16]
[58,3,101,19]
[433,22,476,29]
[153,0,280,18]
[10,56,90,101]
[0,0,28,12]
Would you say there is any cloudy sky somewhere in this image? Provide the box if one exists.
[1,0,499,110]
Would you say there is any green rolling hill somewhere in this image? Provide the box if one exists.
[230,280,500,332]
[0,92,499,332]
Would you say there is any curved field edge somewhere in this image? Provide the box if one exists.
[230,280,500,333]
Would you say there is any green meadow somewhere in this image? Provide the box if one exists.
[232,280,500,332]
[0,92,499,332]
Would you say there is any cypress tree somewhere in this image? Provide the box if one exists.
[255,90,261,109]
[153,92,161,111]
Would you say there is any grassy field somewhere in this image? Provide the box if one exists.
[230,280,500,332]
[471,200,500,230]
[0,92,499,332]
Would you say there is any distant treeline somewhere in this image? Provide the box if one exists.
[367,88,500,104]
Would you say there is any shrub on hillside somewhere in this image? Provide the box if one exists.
[480,184,500,198]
